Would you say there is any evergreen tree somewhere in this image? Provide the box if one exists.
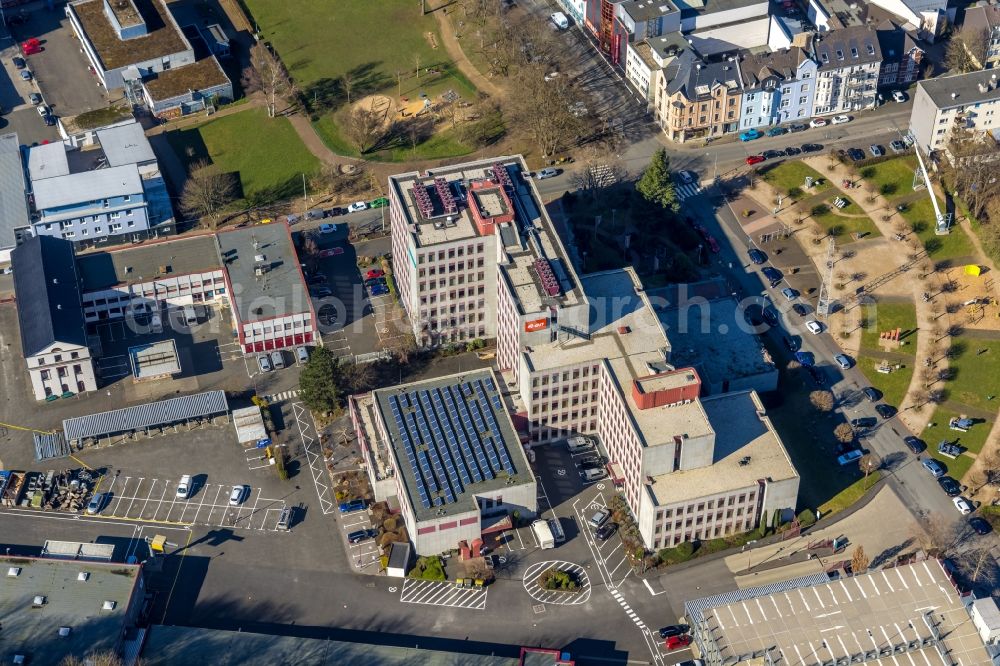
[636,148,679,212]
[299,346,341,413]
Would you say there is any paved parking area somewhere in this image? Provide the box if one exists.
[289,401,335,515]
[521,560,591,605]
[339,509,380,571]
[399,578,488,609]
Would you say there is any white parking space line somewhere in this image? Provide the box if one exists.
[138,479,159,518]
[109,477,133,516]
[151,483,169,521]
[399,579,487,609]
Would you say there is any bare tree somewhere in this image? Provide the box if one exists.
[508,66,585,157]
[244,43,295,118]
[859,452,881,478]
[413,52,422,81]
[179,160,236,225]
[851,544,870,574]
[61,652,138,666]
[341,71,355,106]
[834,422,855,444]
[344,105,385,154]
[970,546,995,583]
[916,514,962,555]
[809,390,835,413]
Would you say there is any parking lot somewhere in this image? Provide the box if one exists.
[399,578,488,610]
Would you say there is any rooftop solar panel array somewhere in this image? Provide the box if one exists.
[387,377,516,508]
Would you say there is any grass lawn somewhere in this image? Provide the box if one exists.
[763,161,831,195]
[810,199,879,239]
[166,108,319,205]
[921,408,993,481]
[313,114,476,162]
[856,354,914,406]
[859,156,916,200]
[898,196,975,260]
[859,302,918,354]
[818,472,880,516]
[945,339,1000,413]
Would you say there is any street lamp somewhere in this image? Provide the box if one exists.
[743,539,758,571]
[706,151,718,181]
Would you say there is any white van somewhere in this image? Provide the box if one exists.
[582,468,606,482]
[150,313,163,334]
[183,305,198,326]
[566,436,593,453]
[550,12,569,30]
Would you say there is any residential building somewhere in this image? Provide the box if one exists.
[812,26,882,115]
[655,50,743,141]
[737,45,818,130]
[11,236,98,401]
[26,121,175,248]
[963,3,1000,70]
[351,369,537,555]
[0,553,144,665]
[909,69,1000,152]
[684,559,992,665]
[866,0,949,42]
[611,0,680,66]
[971,597,1000,647]
[66,0,232,117]
[876,20,925,87]
[0,132,31,265]
[625,32,690,107]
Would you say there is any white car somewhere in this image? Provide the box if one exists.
[809,118,828,128]
[834,353,853,369]
[229,485,247,506]
[805,320,823,335]
[257,355,273,373]
[36,105,50,117]
[176,475,192,499]
[831,115,851,125]
[892,90,907,103]
[678,170,696,185]
[347,201,368,213]
[953,496,974,515]
[780,287,798,301]
[536,167,558,179]
[319,223,337,234]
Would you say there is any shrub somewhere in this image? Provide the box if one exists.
[409,556,446,580]
[658,540,696,565]
[538,568,580,591]
[797,509,816,527]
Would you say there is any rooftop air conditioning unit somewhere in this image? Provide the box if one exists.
[58,627,71,637]
[33,595,46,606]
[7,567,20,577]
[254,254,266,263]
[102,600,116,611]
[77,572,89,582]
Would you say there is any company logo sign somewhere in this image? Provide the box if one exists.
[524,318,548,333]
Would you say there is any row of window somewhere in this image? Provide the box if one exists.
[61,221,136,238]
[416,243,486,263]
[418,280,486,292]
[39,363,86,380]
[655,492,756,522]
[34,349,82,367]
[417,259,485,277]
[419,300,487,318]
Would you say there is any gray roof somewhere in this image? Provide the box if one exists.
[917,68,1000,109]
[814,25,882,70]
[678,0,766,17]
[63,390,228,441]
[739,47,812,88]
[217,223,311,322]
[0,556,141,665]
[665,50,742,98]
[0,133,29,251]
[26,141,70,181]
[619,0,677,22]
[373,369,534,523]
[32,164,142,211]
[76,235,221,291]
[140,625,522,666]
[875,20,923,63]
[96,121,157,167]
[964,4,1000,34]
[11,235,88,357]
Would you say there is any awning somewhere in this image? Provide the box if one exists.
[63,390,228,442]
[608,462,625,485]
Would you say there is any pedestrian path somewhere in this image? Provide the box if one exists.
[676,182,704,201]
[610,588,646,631]
[264,390,299,403]
[399,578,488,609]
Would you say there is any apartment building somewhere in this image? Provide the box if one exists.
[737,46,818,130]
[909,69,1000,152]
[812,26,882,115]
[0,132,30,265]
[964,3,1000,70]
[655,50,743,142]
[626,32,690,105]
[876,21,925,87]
[611,0,681,65]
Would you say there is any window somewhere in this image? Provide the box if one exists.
[102,199,109,208]
[836,50,844,60]
[799,96,808,104]
[123,195,131,202]
[850,47,858,58]
[821,52,829,63]
[867,44,875,55]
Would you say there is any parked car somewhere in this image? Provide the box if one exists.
[42,114,55,126]
[862,387,882,402]
[938,441,963,458]
[847,148,865,162]
[921,458,946,478]
[665,634,693,650]
[850,417,877,429]
[270,350,285,369]
[869,144,884,157]
[781,287,798,300]
[766,126,787,136]
[19,69,32,81]
[257,355,273,372]
[801,143,824,152]
[807,365,825,386]
[761,266,783,286]
[783,335,800,351]
[589,508,610,528]
[595,522,618,541]
[748,248,767,265]
[889,139,906,153]
[366,269,385,280]
[788,123,807,133]
[28,92,41,105]
[310,286,333,298]
[348,528,378,543]
[658,625,690,639]
[326,207,345,217]
[809,118,828,128]
[892,90,907,103]
[296,347,310,363]
[368,196,389,208]
[832,114,851,124]
[903,436,925,454]
[319,223,338,234]
[762,149,784,160]
[834,353,853,369]
[874,403,896,419]
[795,351,815,367]
[339,499,367,513]
[938,476,961,497]
[953,496,974,515]
[783,146,802,156]
[838,449,864,466]
[745,154,765,165]
[805,320,823,334]
[347,201,368,213]
[86,492,109,515]
[537,167,558,179]
[229,485,248,506]
[677,170,696,185]
[12,56,25,69]
[739,129,761,141]
[369,284,389,296]
[969,516,992,535]
[792,303,809,316]
[762,308,778,326]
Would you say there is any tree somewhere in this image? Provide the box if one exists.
[850,544,869,574]
[858,452,881,478]
[344,104,386,154]
[809,390,835,412]
[506,65,584,157]
[834,422,855,444]
[341,71,355,105]
[636,148,679,211]
[61,652,136,666]
[244,43,294,118]
[179,160,236,225]
[945,33,979,74]
[299,346,342,414]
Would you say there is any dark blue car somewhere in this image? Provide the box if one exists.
[794,351,815,367]
[338,499,367,514]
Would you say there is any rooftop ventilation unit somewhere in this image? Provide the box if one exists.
[32,595,46,606]
[58,627,71,637]
[254,254,266,263]
[434,177,457,215]
[533,258,561,296]
[77,572,89,582]
[102,600,116,611]
[491,162,512,189]
[412,183,434,219]
[7,567,20,577]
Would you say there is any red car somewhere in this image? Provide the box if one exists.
[706,236,720,253]
[745,154,765,165]
[366,269,384,280]
[22,38,41,55]
[665,634,692,650]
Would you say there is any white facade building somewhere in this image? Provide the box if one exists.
[812,26,882,115]
[909,69,1000,153]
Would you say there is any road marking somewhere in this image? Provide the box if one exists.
[399,579,487,609]
[293,402,335,514]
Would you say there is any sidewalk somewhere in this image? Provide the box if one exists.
[433,8,504,99]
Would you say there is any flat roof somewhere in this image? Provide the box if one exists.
[689,559,990,664]
[63,389,228,441]
[96,121,156,167]
[143,55,230,100]
[71,0,190,71]
[620,0,678,21]
[658,296,776,386]
[373,369,534,523]
[0,555,140,665]
[216,223,311,323]
[0,132,29,250]
[140,624,521,666]
[26,140,70,181]
[76,235,221,291]
[918,68,1000,109]
[648,391,797,505]
[129,339,180,378]
[32,164,142,211]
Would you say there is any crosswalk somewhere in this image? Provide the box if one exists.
[264,390,299,403]
[399,578,488,609]
[676,182,703,201]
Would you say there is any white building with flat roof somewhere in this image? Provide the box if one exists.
[909,68,1000,154]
